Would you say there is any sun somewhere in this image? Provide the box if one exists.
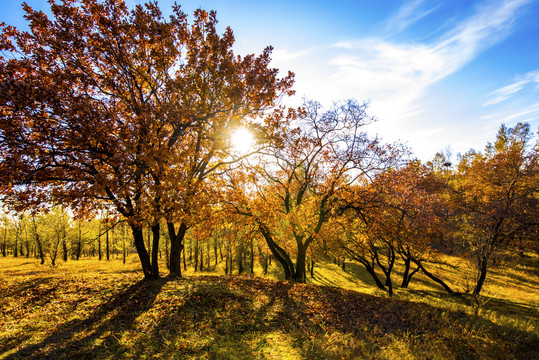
[231,128,254,153]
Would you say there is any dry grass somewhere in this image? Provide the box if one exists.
[0,254,538,359]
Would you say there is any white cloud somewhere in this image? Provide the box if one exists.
[483,70,539,106]
[501,101,539,122]
[272,0,533,160]
[317,0,532,135]
[386,0,439,34]
[272,48,313,62]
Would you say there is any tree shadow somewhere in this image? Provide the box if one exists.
[4,274,538,359]
[5,277,170,360]
[134,275,262,358]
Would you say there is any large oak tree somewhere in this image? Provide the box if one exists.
[0,0,293,279]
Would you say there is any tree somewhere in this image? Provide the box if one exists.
[454,123,538,296]
[48,206,71,266]
[0,0,293,279]
[227,99,401,282]
[374,161,457,293]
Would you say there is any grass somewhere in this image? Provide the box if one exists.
[0,254,538,359]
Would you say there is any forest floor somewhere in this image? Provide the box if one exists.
[0,255,538,359]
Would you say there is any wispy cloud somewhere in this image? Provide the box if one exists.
[386,0,439,34]
[327,0,531,122]
[501,101,539,121]
[272,48,313,62]
[483,70,539,106]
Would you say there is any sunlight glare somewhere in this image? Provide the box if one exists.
[231,128,254,154]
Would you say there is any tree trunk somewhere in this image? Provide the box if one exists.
[250,236,254,275]
[194,237,199,271]
[105,229,110,261]
[130,224,155,280]
[13,229,18,258]
[168,222,187,277]
[258,223,294,280]
[76,220,82,260]
[122,223,126,264]
[344,247,387,292]
[164,231,170,270]
[200,245,204,272]
[310,259,315,278]
[293,246,307,283]
[473,255,489,296]
[214,237,219,266]
[146,227,151,258]
[401,254,411,288]
[413,258,456,295]
[97,222,102,261]
[2,226,7,257]
[183,247,187,271]
[32,216,45,265]
[25,226,30,259]
[62,238,68,262]
[151,223,160,278]
[400,251,420,288]
[237,244,243,275]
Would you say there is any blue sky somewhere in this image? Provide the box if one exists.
[2,0,539,161]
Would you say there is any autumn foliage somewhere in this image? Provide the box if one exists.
[0,1,537,306]
[0,0,293,279]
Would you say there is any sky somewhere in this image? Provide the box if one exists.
[2,0,539,161]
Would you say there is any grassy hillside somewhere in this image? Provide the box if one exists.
[0,256,538,359]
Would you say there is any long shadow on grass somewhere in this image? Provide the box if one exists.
[130,276,331,359]
[408,289,539,323]
[136,276,429,358]
[138,276,269,359]
[5,277,170,360]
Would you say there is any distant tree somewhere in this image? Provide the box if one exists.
[375,161,457,293]
[454,123,538,295]
[30,213,45,265]
[1,215,8,257]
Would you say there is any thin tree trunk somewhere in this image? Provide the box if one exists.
[31,215,45,265]
[473,255,489,296]
[13,226,18,258]
[106,227,110,261]
[250,236,254,275]
[122,222,126,264]
[62,238,68,262]
[200,245,204,272]
[413,258,456,295]
[2,226,7,257]
[183,246,187,271]
[76,220,82,260]
[98,222,102,261]
[164,231,170,270]
[167,222,187,277]
[25,224,30,258]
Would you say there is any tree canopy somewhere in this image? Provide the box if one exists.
[0,0,294,279]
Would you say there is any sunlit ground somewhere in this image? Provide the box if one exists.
[0,253,538,359]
